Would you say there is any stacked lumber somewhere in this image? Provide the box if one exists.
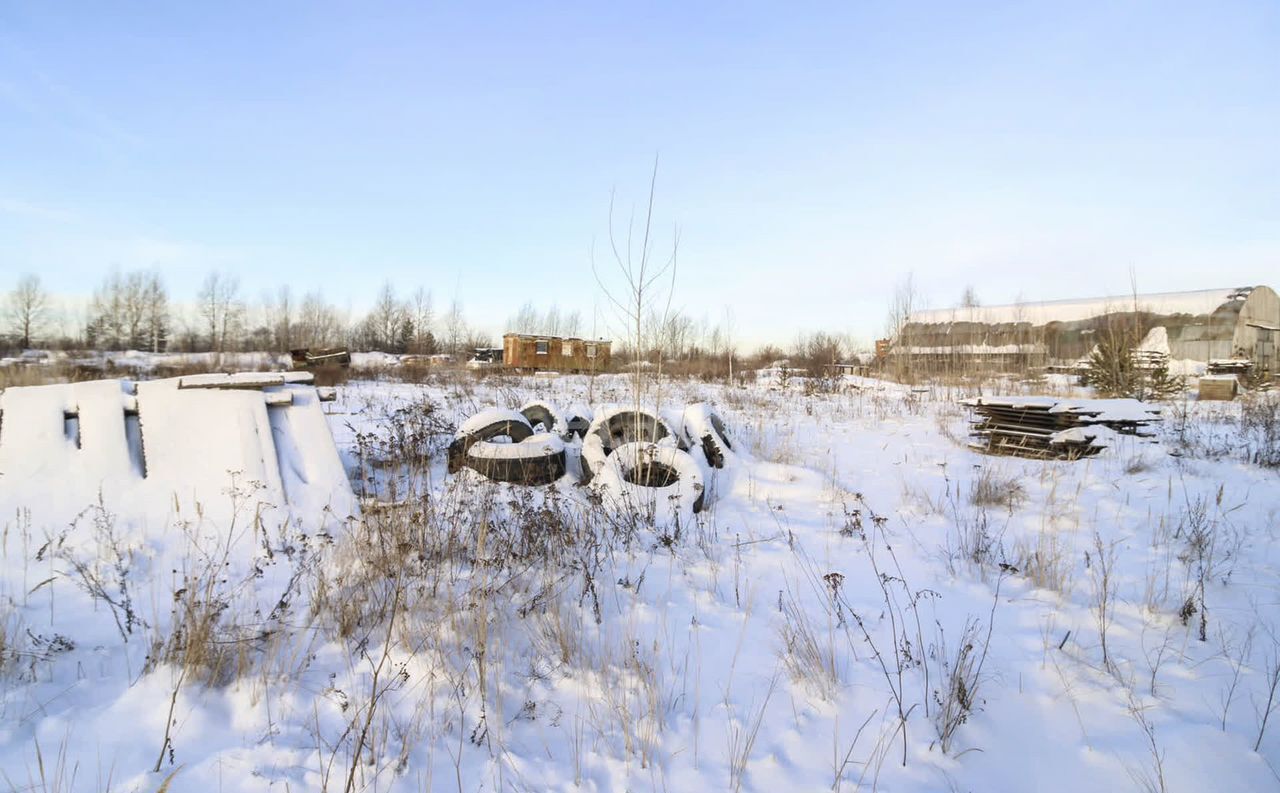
[963,396,1162,460]
[1132,349,1170,370]
[1207,359,1253,377]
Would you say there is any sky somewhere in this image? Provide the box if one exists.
[1,1,1277,348]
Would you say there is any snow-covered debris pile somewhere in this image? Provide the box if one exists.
[0,373,356,529]
[964,395,1162,459]
[448,399,740,522]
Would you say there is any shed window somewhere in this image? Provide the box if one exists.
[535,340,549,355]
[562,341,574,356]
[585,344,597,359]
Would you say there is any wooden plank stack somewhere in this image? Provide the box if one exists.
[1207,359,1253,377]
[963,396,1162,460]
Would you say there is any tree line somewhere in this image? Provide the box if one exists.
[1,271,488,357]
[3,270,871,372]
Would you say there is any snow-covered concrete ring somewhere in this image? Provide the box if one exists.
[519,400,568,439]
[448,409,534,473]
[562,405,593,440]
[680,402,739,469]
[591,441,705,522]
[463,433,566,485]
[580,407,679,482]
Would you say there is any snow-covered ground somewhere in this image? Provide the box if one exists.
[1,371,1278,791]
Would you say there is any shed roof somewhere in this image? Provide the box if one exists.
[503,333,611,343]
[908,287,1255,326]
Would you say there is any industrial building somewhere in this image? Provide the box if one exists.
[891,286,1279,373]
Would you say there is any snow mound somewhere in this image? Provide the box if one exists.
[466,433,565,460]
[590,442,704,524]
[456,408,532,439]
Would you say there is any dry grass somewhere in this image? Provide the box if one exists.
[1010,531,1073,593]
[777,586,840,701]
[0,605,20,677]
[933,618,985,753]
[969,467,1026,512]
[1239,392,1280,467]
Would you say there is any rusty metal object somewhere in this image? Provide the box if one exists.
[290,347,351,369]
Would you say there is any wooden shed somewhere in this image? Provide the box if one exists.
[502,334,611,373]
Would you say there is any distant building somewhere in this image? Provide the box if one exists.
[502,333,611,373]
[891,286,1280,373]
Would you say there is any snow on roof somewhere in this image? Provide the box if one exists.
[908,287,1254,326]
[503,333,612,342]
[889,343,1046,356]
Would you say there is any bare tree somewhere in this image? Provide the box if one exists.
[960,285,980,309]
[141,272,169,352]
[660,311,694,360]
[88,270,125,349]
[563,309,582,337]
[269,285,294,352]
[886,272,918,338]
[592,157,679,413]
[6,273,49,348]
[410,287,434,353]
[886,272,920,379]
[297,291,345,349]
[507,302,585,339]
[365,281,407,351]
[86,269,162,350]
[509,301,539,334]
[121,271,148,348]
[444,298,466,356]
[724,305,737,381]
[197,271,242,360]
[544,304,563,337]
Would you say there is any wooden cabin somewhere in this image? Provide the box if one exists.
[502,333,611,373]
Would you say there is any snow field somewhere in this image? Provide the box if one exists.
[0,372,1277,791]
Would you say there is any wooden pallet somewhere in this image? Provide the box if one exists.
[963,397,1159,460]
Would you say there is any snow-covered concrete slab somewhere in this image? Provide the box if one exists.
[0,375,356,529]
[177,372,288,389]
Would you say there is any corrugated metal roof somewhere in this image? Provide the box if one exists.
[908,287,1254,326]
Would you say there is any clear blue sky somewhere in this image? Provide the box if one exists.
[2,1,1277,346]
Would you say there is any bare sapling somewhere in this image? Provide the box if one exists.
[1219,624,1255,731]
[1125,691,1168,793]
[592,156,680,443]
[1088,531,1119,677]
[1254,640,1280,753]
